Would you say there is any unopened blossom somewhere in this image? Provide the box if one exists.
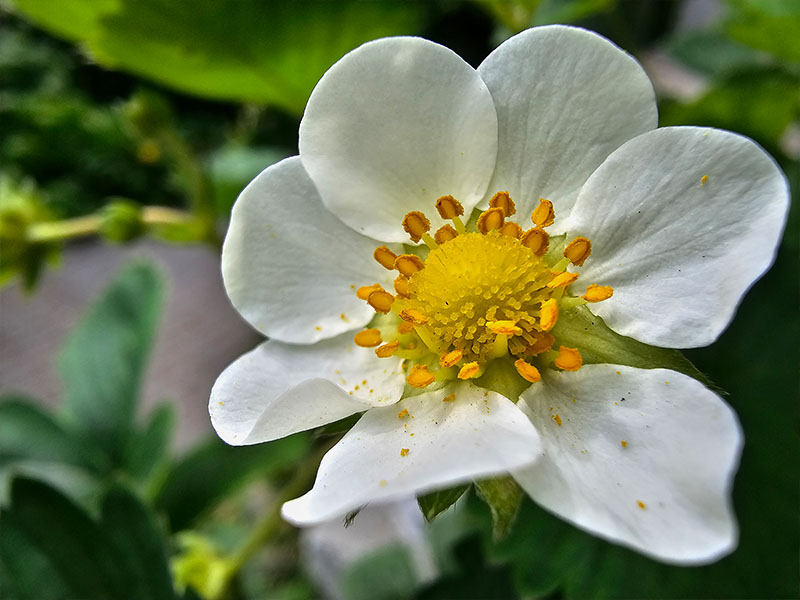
[210,25,789,564]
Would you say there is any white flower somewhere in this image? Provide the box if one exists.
[210,26,789,565]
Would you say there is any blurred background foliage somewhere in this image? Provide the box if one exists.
[0,0,797,599]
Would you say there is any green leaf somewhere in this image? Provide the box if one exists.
[474,477,523,541]
[418,484,470,522]
[59,262,164,462]
[663,29,764,76]
[123,403,175,487]
[340,544,419,600]
[12,0,423,114]
[5,0,118,42]
[156,433,310,531]
[725,0,800,62]
[553,305,721,393]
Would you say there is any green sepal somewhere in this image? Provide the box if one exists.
[475,358,530,403]
[474,476,523,541]
[553,306,724,394]
[418,484,470,522]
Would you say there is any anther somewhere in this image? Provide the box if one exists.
[487,320,522,335]
[407,364,436,388]
[457,362,480,380]
[435,195,464,219]
[375,340,400,358]
[354,328,382,347]
[531,198,555,228]
[477,207,505,234]
[499,222,522,238]
[555,346,582,371]
[521,227,549,256]
[539,298,559,331]
[514,359,541,383]
[367,289,395,313]
[439,349,463,368]
[400,308,428,325]
[402,211,431,243]
[434,224,458,245]
[547,271,579,289]
[356,283,383,300]
[394,254,425,277]
[564,237,592,266]
[489,191,516,217]
[583,284,614,302]
[373,245,398,270]
[397,322,415,335]
[526,332,554,356]
[394,275,412,298]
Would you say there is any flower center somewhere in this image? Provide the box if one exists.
[353,192,614,389]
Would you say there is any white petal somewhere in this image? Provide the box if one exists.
[210,333,405,445]
[478,25,657,230]
[513,365,742,565]
[222,156,396,344]
[299,37,498,243]
[282,382,541,525]
[567,127,790,348]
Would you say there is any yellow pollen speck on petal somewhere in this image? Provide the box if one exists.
[477,207,505,234]
[397,408,409,419]
[487,320,522,335]
[458,362,480,380]
[397,322,414,335]
[400,448,410,457]
[407,364,436,388]
[373,245,398,270]
[637,500,646,510]
[402,211,431,243]
[499,222,522,238]
[531,198,555,227]
[434,224,458,244]
[218,401,223,406]
[621,440,628,448]
[435,195,464,219]
[701,175,708,186]
[375,340,400,358]
[539,298,559,331]
[552,414,562,426]
[583,284,614,302]
[394,275,412,298]
[380,479,387,487]
[443,392,456,402]
[356,283,383,300]
[515,359,541,383]
[489,191,516,217]
[395,254,425,277]
[547,271,579,289]
[368,289,395,313]
[439,349,463,368]
[564,237,592,266]
[400,308,428,325]
[521,227,549,256]
[555,346,582,371]
[315,326,322,331]
[354,328,382,347]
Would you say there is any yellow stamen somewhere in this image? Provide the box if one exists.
[354,328,382,347]
[489,191,516,217]
[434,224,458,244]
[375,340,400,358]
[402,211,431,243]
[514,359,541,383]
[356,283,382,301]
[547,271,579,289]
[397,322,414,335]
[439,349,463,368]
[531,198,555,227]
[499,222,522,238]
[435,195,464,219]
[394,275,412,298]
[526,332,554,356]
[487,320,522,335]
[367,289,395,313]
[520,227,549,256]
[373,245,398,270]
[539,298,559,331]
[554,346,582,371]
[394,254,425,277]
[407,364,436,388]
[583,284,614,302]
[477,207,505,234]
[564,237,592,266]
[400,308,428,325]
[457,362,480,380]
